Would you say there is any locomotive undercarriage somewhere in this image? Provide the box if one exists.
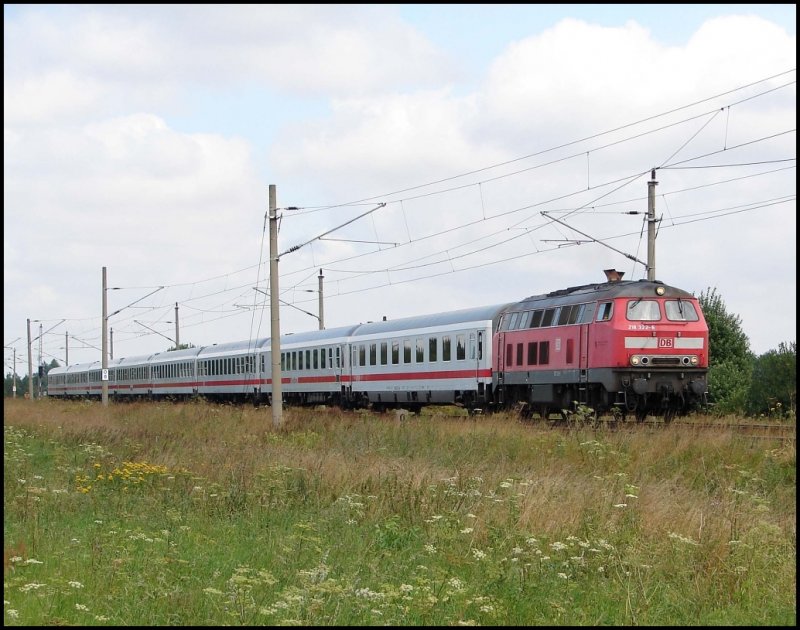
[497,368,708,423]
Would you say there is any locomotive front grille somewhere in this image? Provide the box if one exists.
[651,357,681,366]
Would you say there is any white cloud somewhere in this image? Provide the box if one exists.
[3,6,795,366]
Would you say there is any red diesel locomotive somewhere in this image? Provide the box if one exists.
[493,269,709,421]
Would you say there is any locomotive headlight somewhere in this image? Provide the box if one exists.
[630,355,640,366]
[655,286,666,296]
[690,355,698,365]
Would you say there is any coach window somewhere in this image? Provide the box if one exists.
[392,341,399,365]
[469,333,476,360]
[357,345,364,367]
[442,336,452,361]
[311,349,317,369]
[539,341,550,365]
[541,308,556,327]
[429,337,438,362]
[321,348,327,369]
[369,343,377,366]
[457,335,466,360]
[380,342,388,365]
[527,341,538,365]
[506,343,513,365]
[597,302,613,321]
[529,310,543,328]
[416,338,424,363]
[402,340,410,363]
[305,350,311,369]
[516,343,524,365]
[335,347,341,368]
[300,351,305,370]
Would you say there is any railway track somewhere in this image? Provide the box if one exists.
[668,421,796,442]
[532,416,796,442]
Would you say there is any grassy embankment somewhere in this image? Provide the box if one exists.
[4,398,796,625]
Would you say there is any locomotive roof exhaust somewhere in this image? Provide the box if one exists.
[603,269,625,282]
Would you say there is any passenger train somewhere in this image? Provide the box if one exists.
[47,270,709,421]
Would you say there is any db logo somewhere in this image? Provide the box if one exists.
[658,338,674,348]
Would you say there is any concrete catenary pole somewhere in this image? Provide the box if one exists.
[13,348,17,398]
[175,303,180,348]
[102,266,109,406]
[110,328,113,360]
[647,168,658,281]
[65,331,69,366]
[38,323,43,398]
[318,269,324,330]
[269,185,283,427]
[27,318,33,399]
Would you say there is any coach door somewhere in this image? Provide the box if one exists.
[340,343,351,401]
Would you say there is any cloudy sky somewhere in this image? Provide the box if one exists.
[4,4,796,374]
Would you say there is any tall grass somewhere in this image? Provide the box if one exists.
[4,398,795,625]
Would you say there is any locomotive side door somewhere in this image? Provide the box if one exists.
[496,332,506,374]
[578,322,590,403]
[495,331,506,405]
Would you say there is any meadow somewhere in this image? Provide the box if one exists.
[3,398,796,626]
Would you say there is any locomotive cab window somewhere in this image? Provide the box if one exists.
[596,302,613,321]
[665,300,699,321]
[627,300,661,321]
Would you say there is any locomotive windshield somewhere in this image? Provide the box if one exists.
[626,300,661,321]
[665,299,699,321]
[625,298,700,322]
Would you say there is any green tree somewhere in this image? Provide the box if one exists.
[698,287,753,414]
[748,341,796,418]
